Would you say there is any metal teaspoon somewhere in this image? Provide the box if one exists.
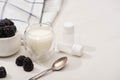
[29,57,68,80]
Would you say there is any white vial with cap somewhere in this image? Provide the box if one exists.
[63,22,74,44]
[57,22,83,56]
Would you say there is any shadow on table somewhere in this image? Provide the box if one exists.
[37,45,96,71]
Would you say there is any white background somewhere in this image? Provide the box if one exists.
[0,0,120,80]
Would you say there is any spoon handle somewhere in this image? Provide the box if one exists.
[29,68,52,80]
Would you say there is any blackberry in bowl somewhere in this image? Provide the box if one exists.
[0,18,16,38]
[0,18,21,57]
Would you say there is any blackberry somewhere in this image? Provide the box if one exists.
[0,20,5,27]
[3,25,17,37]
[0,29,4,37]
[0,67,7,78]
[16,55,26,66]
[2,18,14,26]
[23,57,34,72]
[0,18,16,38]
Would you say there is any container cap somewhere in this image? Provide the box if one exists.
[71,44,83,56]
[63,22,74,33]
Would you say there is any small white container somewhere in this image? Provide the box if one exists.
[57,42,83,56]
[0,32,21,57]
[62,22,74,44]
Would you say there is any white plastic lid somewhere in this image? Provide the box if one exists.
[63,22,74,33]
[71,44,83,56]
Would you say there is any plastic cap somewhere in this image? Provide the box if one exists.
[71,44,83,56]
[64,22,74,33]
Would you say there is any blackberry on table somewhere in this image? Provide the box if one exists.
[0,66,7,78]
[16,55,26,66]
[23,57,34,72]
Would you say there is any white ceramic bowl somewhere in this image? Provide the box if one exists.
[0,32,21,57]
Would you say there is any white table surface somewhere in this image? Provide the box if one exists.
[0,0,120,80]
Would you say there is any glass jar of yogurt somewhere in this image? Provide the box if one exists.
[24,23,54,62]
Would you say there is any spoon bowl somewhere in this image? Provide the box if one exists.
[52,57,67,71]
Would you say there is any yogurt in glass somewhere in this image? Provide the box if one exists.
[25,23,54,62]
